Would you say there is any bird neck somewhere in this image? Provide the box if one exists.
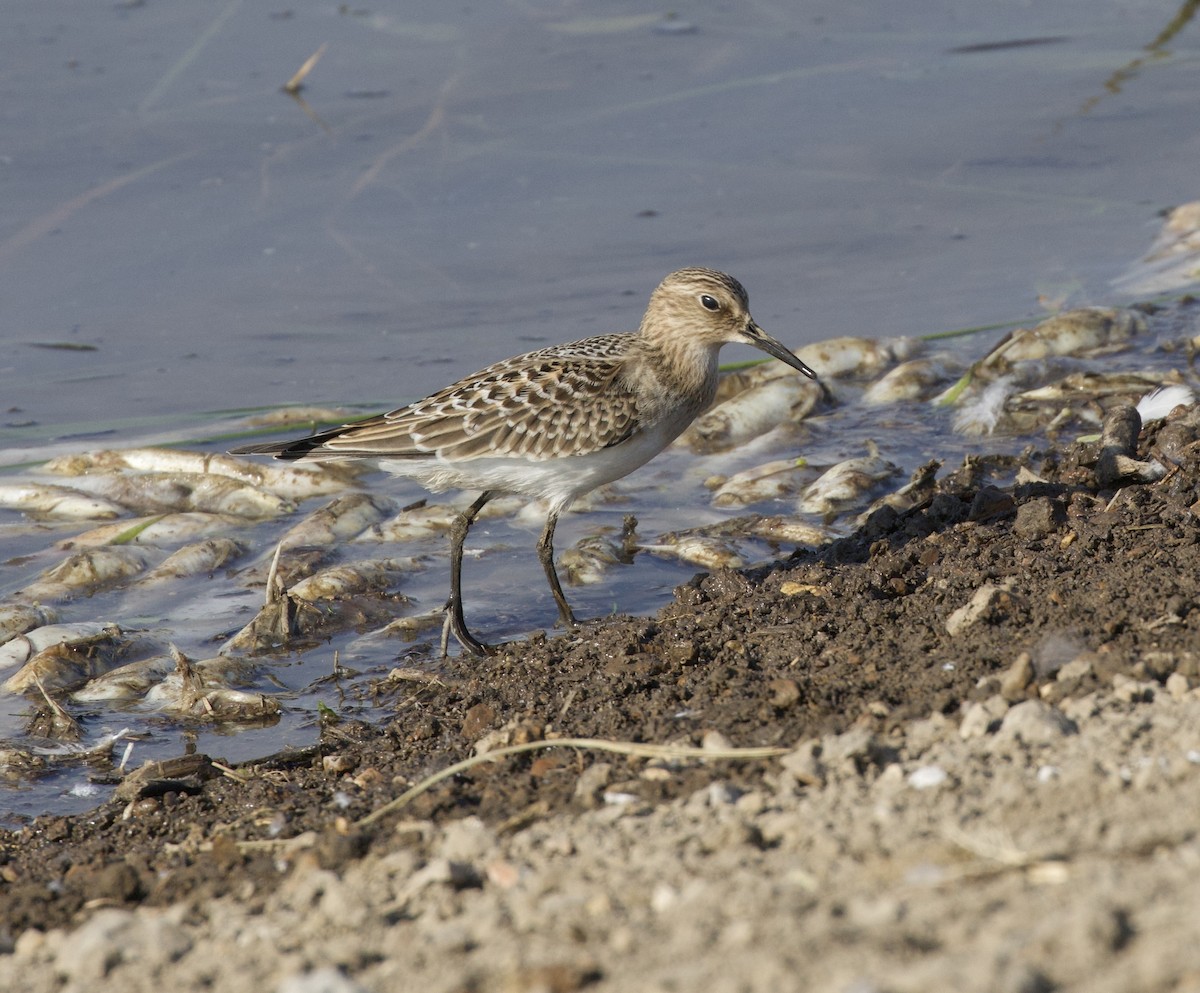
[627,329,721,418]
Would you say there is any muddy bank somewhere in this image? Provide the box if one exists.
[2,405,1200,991]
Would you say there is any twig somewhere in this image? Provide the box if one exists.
[357,737,789,828]
[284,42,327,94]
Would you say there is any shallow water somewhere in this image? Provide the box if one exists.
[1,1,1199,818]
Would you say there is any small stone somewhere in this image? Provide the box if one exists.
[322,753,356,776]
[437,816,495,863]
[701,729,733,751]
[780,740,825,787]
[574,762,612,806]
[995,699,1078,744]
[1165,672,1192,700]
[945,582,1010,636]
[1056,655,1095,682]
[460,702,496,739]
[1111,673,1154,704]
[969,485,1015,520]
[959,695,1008,739]
[768,677,801,708]
[1000,652,1035,702]
[664,640,697,665]
[276,966,372,993]
[1013,497,1063,539]
[1140,651,1178,681]
[907,764,948,790]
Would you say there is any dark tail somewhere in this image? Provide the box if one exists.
[230,424,352,462]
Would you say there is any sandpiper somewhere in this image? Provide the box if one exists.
[232,267,818,655]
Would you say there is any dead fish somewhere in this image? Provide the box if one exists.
[561,534,636,586]
[0,603,60,644]
[3,624,127,695]
[1015,370,1181,405]
[277,493,396,549]
[1111,200,1200,296]
[137,538,247,583]
[982,308,1145,367]
[56,512,248,550]
[747,516,833,546]
[795,336,921,380]
[347,609,449,650]
[143,648,279,721]
[354,502,461,542]
[71,653,179,702]
[861,355,962,405]
[854,460,942,527]
[640,534,745,571]
[679,376,821,453]
[0,747,48,779]
[18,546,150,601]
[711,458,813,508]
[221,564,397,654]
[62,472,293,519]
[797,444,900,517]
[288,556,428,600]
[43,447,359,499]
[0,621,117,671]
[0,483,125,521]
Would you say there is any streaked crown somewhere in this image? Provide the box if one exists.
[640,267,755,345]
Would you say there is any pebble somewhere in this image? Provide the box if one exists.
[437,816,496,864]
[53,907,191,982]
[1165,672,1192,699]
[945,582,1011,636]
[995,699,1079,744]
[574,761,612,805]
[1111,673,1155,704]
[1056,655,1095,682]
[701,729,733,752]
[1000,652,1036,702]
[906,764,949,790]
[1013,496,1065,539]
[780,739,826,787]
[276,967,372,993]
[959,695,1008,739]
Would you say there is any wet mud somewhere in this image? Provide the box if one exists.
[2,397,1199,991]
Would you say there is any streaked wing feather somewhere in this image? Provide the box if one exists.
[319,336,643,461]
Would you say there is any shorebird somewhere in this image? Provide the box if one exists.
[232,268,818,655]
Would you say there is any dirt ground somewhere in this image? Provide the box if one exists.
[3,399,1200,993]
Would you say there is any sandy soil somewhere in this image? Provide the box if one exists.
[2,400,1200,993]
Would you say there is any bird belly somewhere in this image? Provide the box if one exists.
[375,419,685,513]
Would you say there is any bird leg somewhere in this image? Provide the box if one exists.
[444,490,496,657]
[536,509,578,629]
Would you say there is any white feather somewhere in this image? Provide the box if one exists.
[953,377,1015,436]
[1135,384,1195,422]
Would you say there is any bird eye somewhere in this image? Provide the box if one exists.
[700,294,720,312]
